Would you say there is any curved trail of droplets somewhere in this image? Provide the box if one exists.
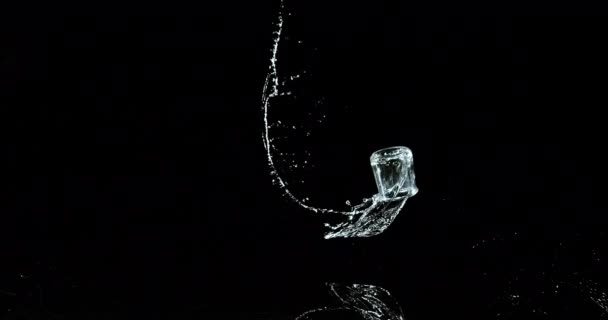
[261,0,365,216]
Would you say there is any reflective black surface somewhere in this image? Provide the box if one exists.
[3,0,608,318]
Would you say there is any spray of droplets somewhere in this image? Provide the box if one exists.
[260,2,352,216]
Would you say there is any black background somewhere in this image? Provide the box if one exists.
[3,0,608,319]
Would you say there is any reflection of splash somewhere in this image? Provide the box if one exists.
[261,0,417,239]
[573,279,608,314]
[489,272,608,318]
[473,232,608,317]
[296,283,405,320]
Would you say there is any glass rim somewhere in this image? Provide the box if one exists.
[370,146,412,160]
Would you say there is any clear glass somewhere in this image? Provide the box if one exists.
[370,146,418,199]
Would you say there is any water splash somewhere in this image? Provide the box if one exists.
[295,283,406,320]
[261,0,418,239]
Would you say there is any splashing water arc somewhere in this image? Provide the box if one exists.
[261,0,418,239]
